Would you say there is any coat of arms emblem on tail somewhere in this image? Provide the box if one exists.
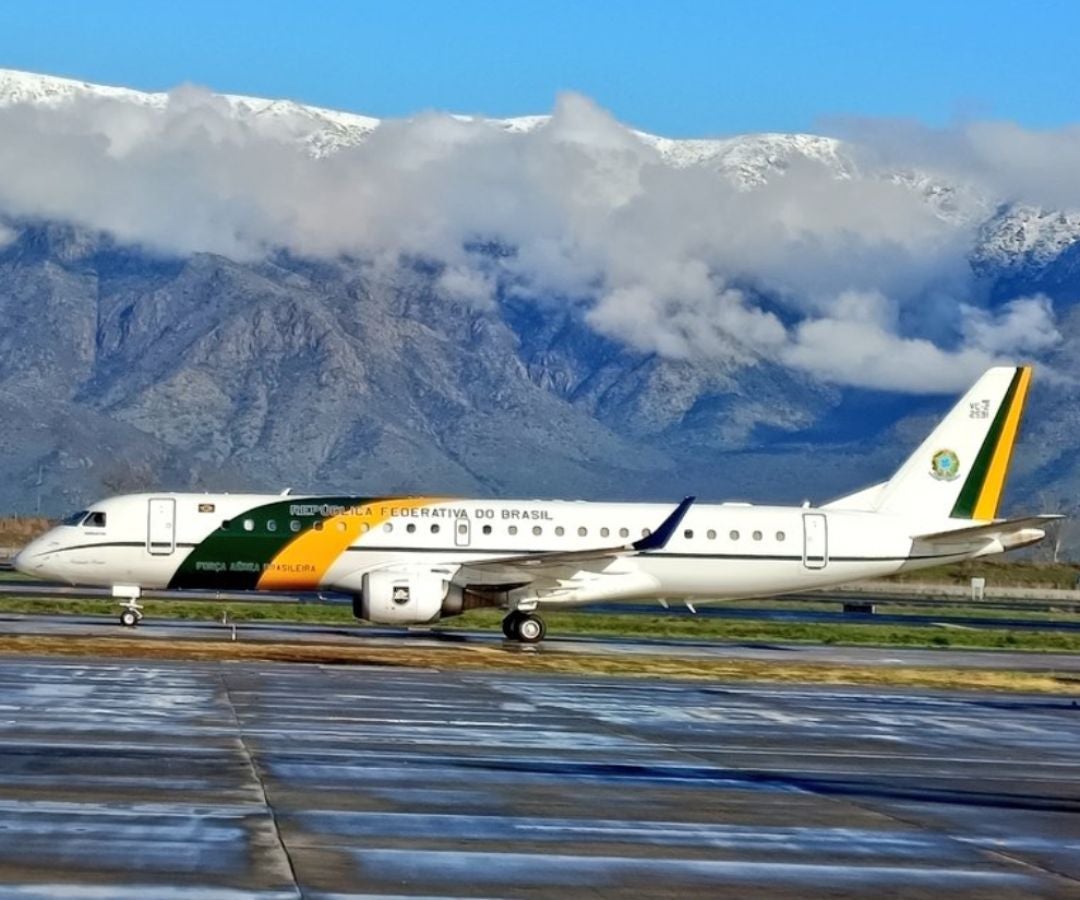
[930,449,960,481]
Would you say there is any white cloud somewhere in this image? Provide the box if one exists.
[838,117,1080,210]
[0,86,1071,392]
[960,295,1061,356]
[783,318,998,392]
[435,265,497,310]
[782,292,1061,392]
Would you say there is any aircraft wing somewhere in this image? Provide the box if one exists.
[451,496,694,585]
[912,514,1062,545]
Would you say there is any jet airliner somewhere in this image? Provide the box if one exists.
[15,366,1056,641]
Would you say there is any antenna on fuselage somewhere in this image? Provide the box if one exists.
[280,488,293,496]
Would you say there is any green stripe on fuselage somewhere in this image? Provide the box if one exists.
[168,496,380,589]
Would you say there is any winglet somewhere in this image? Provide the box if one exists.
[633,496,695,552]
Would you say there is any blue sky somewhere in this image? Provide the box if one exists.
[0,0,1077,136]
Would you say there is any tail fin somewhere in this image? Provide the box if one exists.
[832,366,1033,521]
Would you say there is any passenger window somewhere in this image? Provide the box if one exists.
[707,529,716,540]
[482,524,491,535]
[360,523,369,533]
[290,520,301,533]
[683,529,693,539]
[729,530,739,541]
[776,531,786,541]
[220,520,231,531]
[619,527,629,538]
[753,530,762,541]
[532,525,542,536]
[383,523,393,533]
[509,525,518,535]
[642,528,651,538]
[313,521,323,531]
[600,527,610,538]
[578,526,588,537]
[266,520,277,532]
[432,524,441,534]
[337,521,347,532]
[406,523,416,534]
[85,512,106,528]
[243,519,254,532]
[555,526,564,536]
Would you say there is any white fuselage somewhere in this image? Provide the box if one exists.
[16,492,976,609]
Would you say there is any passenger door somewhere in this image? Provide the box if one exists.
[802,513,828,569]
[147,498,176,556]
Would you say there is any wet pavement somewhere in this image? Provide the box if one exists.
[0,657,1076,897]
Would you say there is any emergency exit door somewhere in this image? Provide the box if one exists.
[147,498,176,556]
[802,513,828,569]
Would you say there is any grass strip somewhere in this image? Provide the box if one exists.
[0,633,1074,694]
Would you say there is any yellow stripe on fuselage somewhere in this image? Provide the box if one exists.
[972,366,1032,521]
[256,496,442,590]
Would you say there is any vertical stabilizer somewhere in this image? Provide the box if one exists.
[841,366,1033,521]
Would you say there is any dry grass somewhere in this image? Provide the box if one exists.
[0,517,51,547]
[0,633,1074,694]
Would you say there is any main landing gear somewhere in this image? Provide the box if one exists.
[502,610,546,644]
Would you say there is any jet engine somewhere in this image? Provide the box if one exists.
[352,565,502,624]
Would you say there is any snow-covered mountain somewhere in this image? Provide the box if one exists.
[0,69,956,198]
[974,205,1080,270]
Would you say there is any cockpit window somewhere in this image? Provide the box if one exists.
[62,510,89,526]
[84,512,107,528]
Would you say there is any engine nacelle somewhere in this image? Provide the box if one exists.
[354,567,454,624]
[351,564,506,624]
[352,566,462,622]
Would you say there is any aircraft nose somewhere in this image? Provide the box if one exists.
[11,539,45,577]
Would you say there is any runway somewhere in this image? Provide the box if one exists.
[4,580,1080,634]
[0,656,1076,897]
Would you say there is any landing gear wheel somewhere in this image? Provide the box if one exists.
[515,613,546,644]
[119,608,140,628]
[501,613,520,639]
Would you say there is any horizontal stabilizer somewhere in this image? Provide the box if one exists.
[913,515,1063,543]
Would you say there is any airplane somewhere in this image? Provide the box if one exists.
[14,365,1058,642]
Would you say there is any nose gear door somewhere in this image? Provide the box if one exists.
[147,498,176,556]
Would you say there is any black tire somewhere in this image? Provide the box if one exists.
[119,609,139,628]
[501,612,519,639]
[515,614,545,644]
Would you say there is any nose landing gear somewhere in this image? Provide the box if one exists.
[118,605,143,628]
[112,585,144,628]
[501,610,546,644]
